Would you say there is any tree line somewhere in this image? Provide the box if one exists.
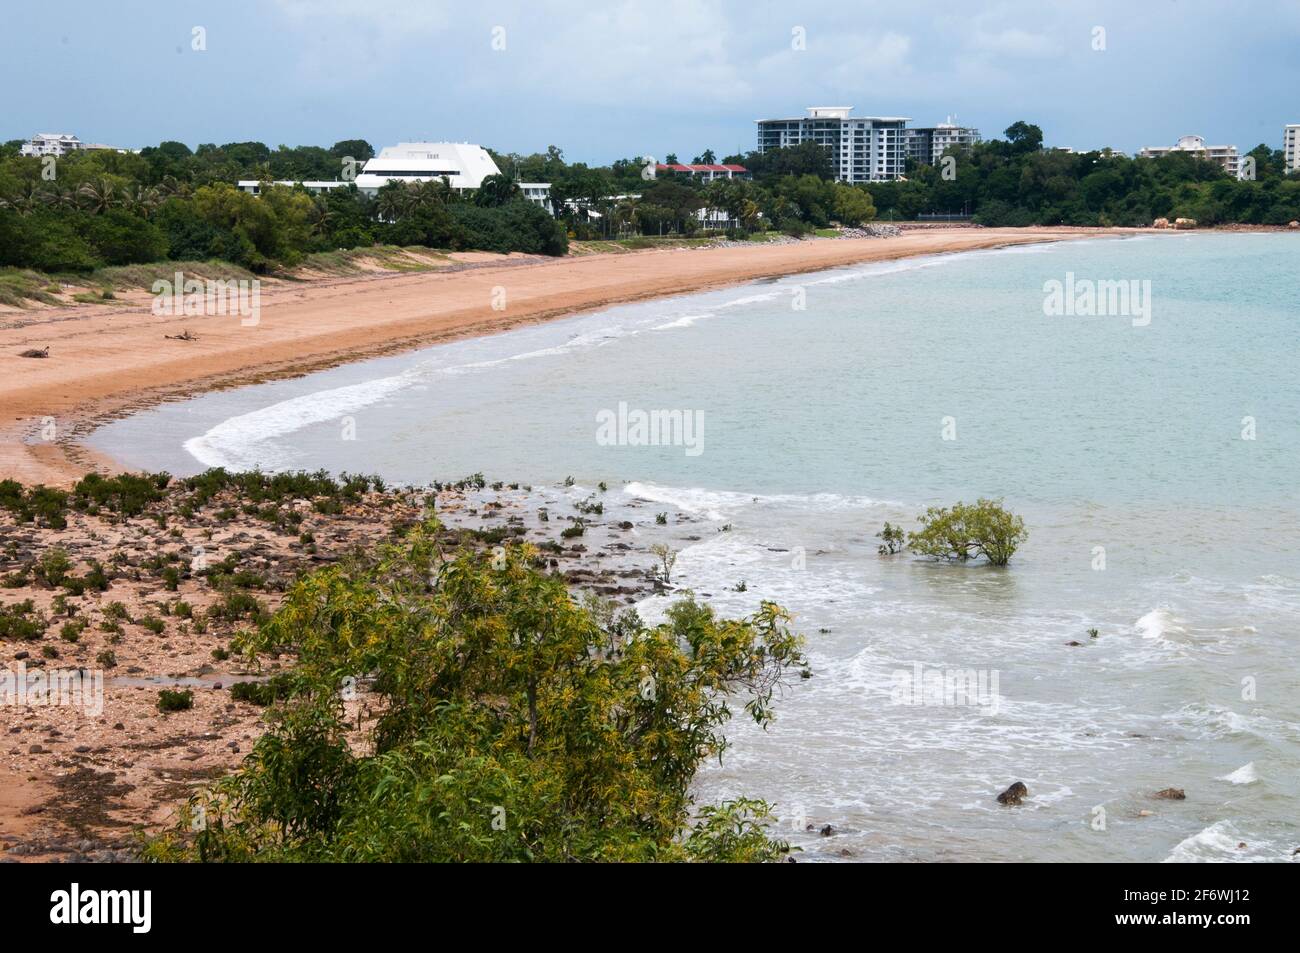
[501,122,1300,233]
[866,122,1300,226]
[3,121,1297,275]
[0,138,566,274]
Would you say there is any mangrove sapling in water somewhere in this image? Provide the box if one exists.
[907,499,1027,566]
[876,522,906,555]
[651,543,678,585]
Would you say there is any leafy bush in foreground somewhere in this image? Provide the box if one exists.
[144,521,805,862]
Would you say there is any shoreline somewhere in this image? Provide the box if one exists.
[0,227,1135,486]
[0,476,678,859]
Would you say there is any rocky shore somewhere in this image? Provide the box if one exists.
[0,471,672,861]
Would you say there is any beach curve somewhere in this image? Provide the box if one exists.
[0,226,1133,486]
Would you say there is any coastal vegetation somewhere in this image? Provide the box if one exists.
[2,121,1298,288]
[143,526,806,862]
[2,468,806,860]
[498,125,1300,234]
[904,499,1028,566]
[868,122,1300,226]
[156,689,194,713]
[0,140,566,277]
[876,522,906,555]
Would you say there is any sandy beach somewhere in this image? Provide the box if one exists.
[0,227,1128,486]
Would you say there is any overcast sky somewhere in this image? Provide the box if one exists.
[5,0,1298,163]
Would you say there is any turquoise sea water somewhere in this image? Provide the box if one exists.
[92,233,1300,861]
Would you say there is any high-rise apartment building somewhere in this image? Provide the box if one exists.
[756,107,909,182]
[904,119,981,167]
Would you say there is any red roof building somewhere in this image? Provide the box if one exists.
[654,163,751,181]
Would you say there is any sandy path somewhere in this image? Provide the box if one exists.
[0,228,1126,486]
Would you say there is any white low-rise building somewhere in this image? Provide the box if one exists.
[19,133,130,157]
[354,142,500,194]
[517,182,553,212]
[355,142,551,210]
[234,142,553,211]
[236,180,349,196]
[20,133,84,157]
[1139,135,1240,177]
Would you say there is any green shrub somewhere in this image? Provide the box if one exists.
[72,472,169,517]
[103,601,130,621]
[876,522,905,556]
[82,562,110,592]
[0,600,44,641]
[229,675,294,707]
[37,547,73,586]
[907,499,1028,566]
[143,521,804,863]
[157,689,194,712]
[0,482,70,529]
[209,589,264,622]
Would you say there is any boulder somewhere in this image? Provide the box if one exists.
[997,781,1028,805]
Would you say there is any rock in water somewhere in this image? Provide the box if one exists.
[1153,787,1186,800]
[997,781,1028,805]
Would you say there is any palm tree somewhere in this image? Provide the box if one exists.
[612,199,637,238]
[76,175,121,214]
[123,184,162,218]
[415,178,452,209]
[306,194,333,236]
[0,180,47,214]
[474,174,521,208]
[156,175,191,200]
[375,181,410,222]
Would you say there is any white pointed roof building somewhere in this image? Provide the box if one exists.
[234,141,553,212]
[354,142,504,193]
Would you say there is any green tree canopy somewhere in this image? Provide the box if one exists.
[146,523,806,862]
